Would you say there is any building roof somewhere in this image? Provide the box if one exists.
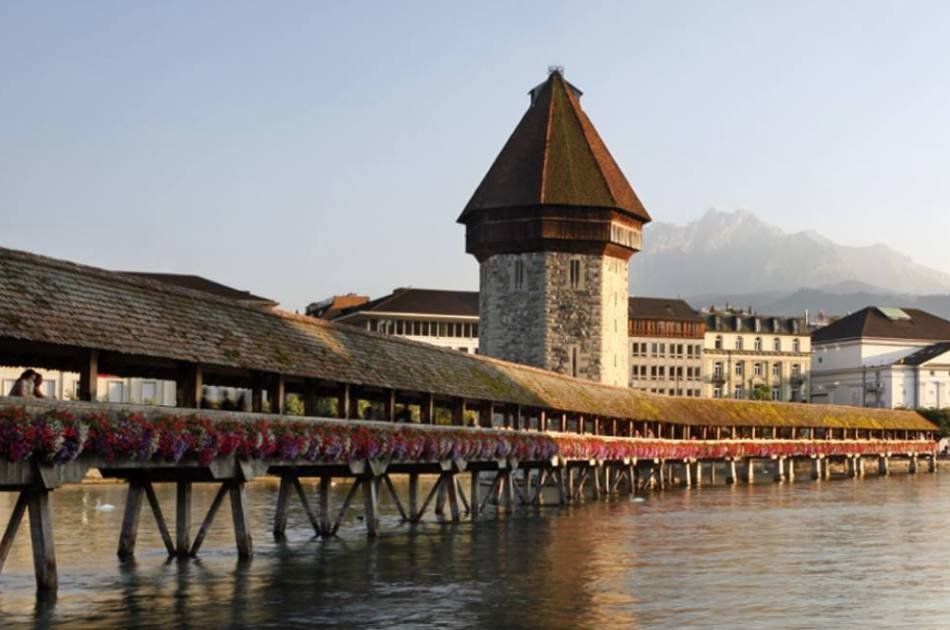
[122,272,276,306]
[812,306,950,344]
[628,297,703,322]
[897,341,950,366]
[306,294,370,320]
[705,310,806,336]
[458,70,651,224]
[0,246,934,432]
[330,288,479,320]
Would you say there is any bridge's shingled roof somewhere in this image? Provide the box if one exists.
[0,246,935,432]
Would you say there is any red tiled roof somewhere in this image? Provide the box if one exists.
[459,70,650,223]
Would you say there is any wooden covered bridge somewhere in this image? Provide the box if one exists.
[0,246,938,590]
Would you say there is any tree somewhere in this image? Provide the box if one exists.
[751,384,771,401]
[917,408,950,438]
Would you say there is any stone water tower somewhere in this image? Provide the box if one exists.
[458,69,651,386]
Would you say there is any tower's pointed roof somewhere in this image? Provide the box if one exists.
[459,70,651,223]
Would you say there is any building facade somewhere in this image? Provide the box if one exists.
[702,308,811,401]
[458,69,650,387]
[311,288,480,354]
[810,306,950,408]
[628,297,705,396]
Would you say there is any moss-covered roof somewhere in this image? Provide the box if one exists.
[0,246,935,432]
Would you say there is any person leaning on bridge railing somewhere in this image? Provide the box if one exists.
[6,369,46,399]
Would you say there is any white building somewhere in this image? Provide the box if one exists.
[312,288,480,354]
[810,306,950,409]
[702,308,811,401]
[628,297,705,397]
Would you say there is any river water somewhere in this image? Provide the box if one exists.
[2,473,950,628]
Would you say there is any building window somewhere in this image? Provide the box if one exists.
[513,259,525,290]
[735,337,744,350]
[734,386,745,399]
[771,386,781,401]
[754,337,762,351]
[107,381,125,403]
[772,363,781,377]
[735,362,744,376]
[714,362,723,378]
[142,381,158,404]
[773,337,781,352]
[791,364,801,378]
[793,338,801,353]
[715,335,723,350]
[569,258,583,289]
[754,362,763,376]
[713,387,722,399]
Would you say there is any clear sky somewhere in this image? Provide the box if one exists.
[2,1,949,310]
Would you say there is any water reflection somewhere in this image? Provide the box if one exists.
[2,475,950,627]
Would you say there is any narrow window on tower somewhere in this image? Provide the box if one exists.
[513,258,525,290]
[569,346,580,378]
[569,258,582,289]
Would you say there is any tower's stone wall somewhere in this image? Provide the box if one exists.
[479,252,629,386]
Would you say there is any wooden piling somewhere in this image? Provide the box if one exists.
[27,490,57,590]
[361,476,380,536]
[469,470,480,518]
[228,481,253,556]
[117,481,145,557]
[274,476,292,536]
[0,492,28,575]
[408,472,419,522]
[319,475,332,535]
[175,481,192,557]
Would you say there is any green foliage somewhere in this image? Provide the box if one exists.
[917,408,950,438]
[284,394,305,416]
[751,385,771,401]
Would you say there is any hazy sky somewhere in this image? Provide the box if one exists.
[3,1,949,310]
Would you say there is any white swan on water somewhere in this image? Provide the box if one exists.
[94,498,116,512]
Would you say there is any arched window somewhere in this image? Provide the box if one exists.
[793,338,801,353]
[773,337,781,352]
[735,337,744,350]
[754,337,763,351]
[715,335,723,350]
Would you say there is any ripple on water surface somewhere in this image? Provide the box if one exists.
[2,475,950,628]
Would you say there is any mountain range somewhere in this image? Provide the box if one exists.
[629,209,950,318]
